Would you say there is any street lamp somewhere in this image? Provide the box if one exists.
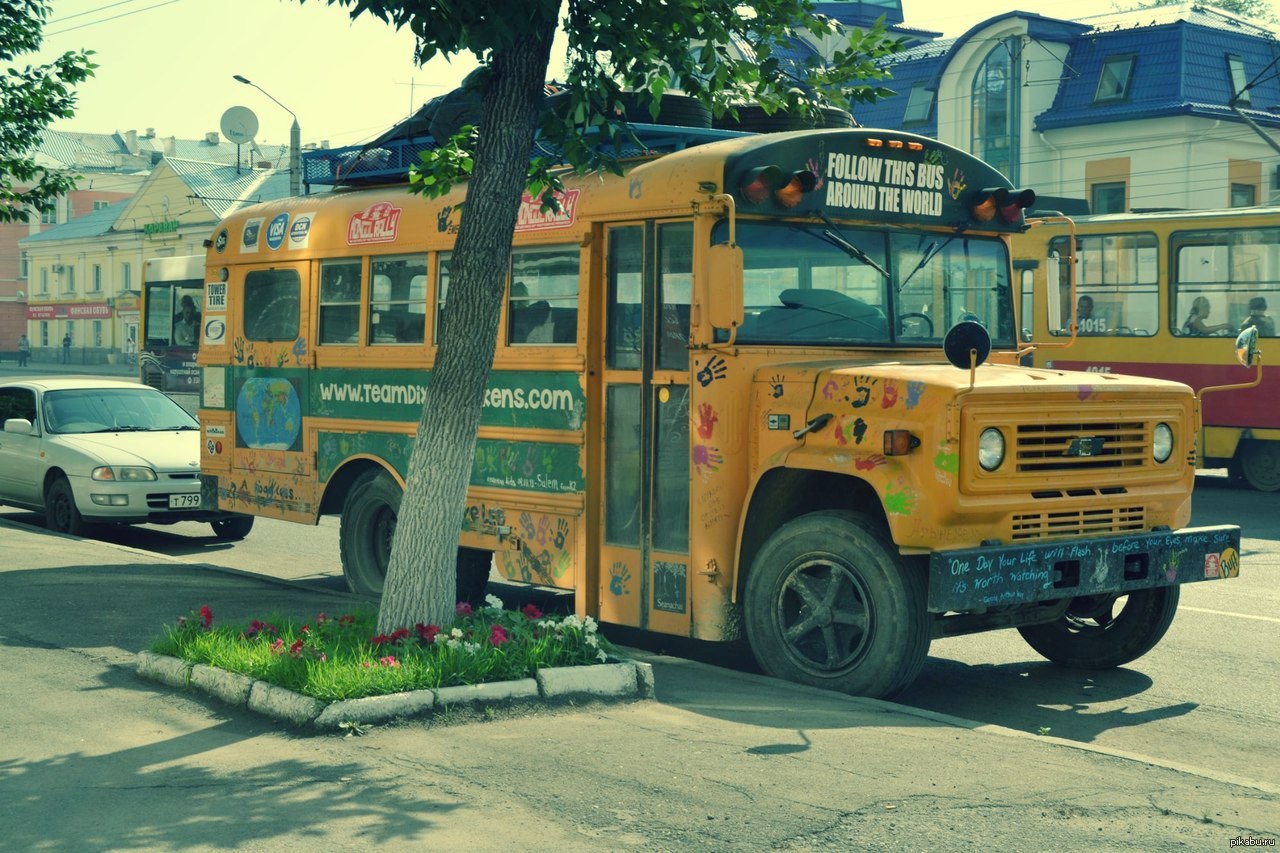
[233,74,301,196]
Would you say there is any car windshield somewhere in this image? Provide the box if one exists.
[714,219,1015,346]
[42,387,198,435]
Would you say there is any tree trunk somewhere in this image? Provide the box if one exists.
[376,26,558,632]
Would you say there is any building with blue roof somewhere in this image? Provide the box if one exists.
[858,3,1280,212]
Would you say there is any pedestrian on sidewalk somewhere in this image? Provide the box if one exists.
[17,333,30,367]
[61,332,72,364]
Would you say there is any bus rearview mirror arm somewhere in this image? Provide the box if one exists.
[707,193,744,345]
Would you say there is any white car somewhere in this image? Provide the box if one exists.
[0,377,254,539]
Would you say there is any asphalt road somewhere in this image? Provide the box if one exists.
[2,471,1276,797]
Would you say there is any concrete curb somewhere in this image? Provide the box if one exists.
[137,652,652,731]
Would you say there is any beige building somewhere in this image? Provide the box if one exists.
[19,159,291,364]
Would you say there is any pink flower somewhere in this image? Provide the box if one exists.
[270,638,285,655]
[338,614,355,628]
[389,628,411,643]
[361,661,372,668]
[489,624,509,647]
[415,623,440,643]
[379,655,400,668]
[288,639,304,658]
[316,612,329,624]
[521,603,542,620]
[198,605,213,630]
[369,633,391,646]
[456,602,473,616]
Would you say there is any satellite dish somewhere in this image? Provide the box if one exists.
[220,106,259,144]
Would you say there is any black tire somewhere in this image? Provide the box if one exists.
[338,468,497,603]
[1017,586,1180,669]
[743,510,930,699]
[210,516,255,541]
[340,469,402,596]
[1238,439,1280,492]
[456,547,493,606]
[45,476,91,537]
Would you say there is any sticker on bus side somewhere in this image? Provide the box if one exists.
[241,218,262,253]
[348,202,402,245]
[265,212,289,251]
[515,189,580,233]
[205,281,227,312]
[288,213,314,250]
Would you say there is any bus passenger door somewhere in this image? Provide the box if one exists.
[598,221,693,634]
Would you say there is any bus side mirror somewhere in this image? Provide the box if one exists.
[707,243,744,332]
[1044,254,1062,332]
[1235,326,1260,367]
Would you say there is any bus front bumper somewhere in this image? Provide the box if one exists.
[926,525,1240,613]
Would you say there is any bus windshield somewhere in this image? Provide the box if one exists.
[721,220,1014,346]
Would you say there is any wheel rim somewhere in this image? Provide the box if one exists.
[49,488,73,531]
[774,557,874,675]
[1059,594,1126,634]
[368,504,396,577]
[1242,441,1280,491]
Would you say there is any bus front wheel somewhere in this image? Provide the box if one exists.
[1238,439,1280,492]
[340,469,401,596]
[743,511,930,699]
[1017,586,1179,669]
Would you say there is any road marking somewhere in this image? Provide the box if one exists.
[1181,605,1280,624]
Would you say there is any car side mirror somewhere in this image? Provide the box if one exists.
[707,243,744,332]
[1235,326,1260,368]
[3,418,34,435]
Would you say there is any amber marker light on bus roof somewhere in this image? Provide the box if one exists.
[907,141,924,151]
[883,429,920,456]
[865,138,883,147]
[887,140,903,148]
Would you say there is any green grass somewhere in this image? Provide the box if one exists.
[150,597,617,702]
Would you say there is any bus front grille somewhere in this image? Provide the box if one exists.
[1014,421,1148,472]
[1011,505,1146,540]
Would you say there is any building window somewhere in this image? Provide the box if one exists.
[40,322,49,347]
[903,82,934,124]
[971,39,1018,181]
[92,320,103,347]
[18,251,28,280]
[92,264,102,292]
[1231,183,1256,207]
[1227,54,1250,105]
[121,262,132,290]
[40,203,57,225]
[40,268,48,294]
[1091,182,1126,214]
[63,265,76,293]
[1095,55,1135,103]
[92,200,110,211]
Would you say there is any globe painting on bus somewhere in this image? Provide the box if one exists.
[234,376,302,451]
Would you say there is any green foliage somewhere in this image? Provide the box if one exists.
[0,0,96,223]
[152,601,618,702]
[311,0,902,208]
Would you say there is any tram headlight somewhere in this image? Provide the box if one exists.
[1153,422,1174,463]
[977,428,1006,471]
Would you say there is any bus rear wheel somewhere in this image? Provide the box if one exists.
[1238,439,1280,492]
[1016,586,1179,669]
[338,469,497,604]
[340,469,401,596]
[743,510,930,699]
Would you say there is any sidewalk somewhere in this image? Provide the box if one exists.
[1,518,1275,849]
[0,356,137,379]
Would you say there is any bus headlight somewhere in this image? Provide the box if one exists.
[1153,423,1174,463]
[978,428,1006,471]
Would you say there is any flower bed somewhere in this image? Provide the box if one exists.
[149,596,619,703]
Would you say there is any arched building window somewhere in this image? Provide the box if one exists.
[970,38,1020,183]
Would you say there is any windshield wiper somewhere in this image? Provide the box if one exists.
[815,216,889,281]
[898,237,954,293]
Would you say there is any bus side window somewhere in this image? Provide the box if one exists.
[509,245,579,346]
[370,256,428,344]
[319,260,362,345]
[243,269,301,342]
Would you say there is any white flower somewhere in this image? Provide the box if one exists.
[561,614,582,630]
[464,641,480,654]
[485,593,504,611]
[583,616,598,633]
[596,650,607,662]
[433,633,447,644]
[446,638,461,650]
[450,627,464,639]
[586,634,599,648]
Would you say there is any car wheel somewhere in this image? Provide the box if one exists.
[45,477,91,537]
[210,516,255,541]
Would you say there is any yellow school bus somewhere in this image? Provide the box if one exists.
[196,128,1239,698]
[1015,208,1278,490]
